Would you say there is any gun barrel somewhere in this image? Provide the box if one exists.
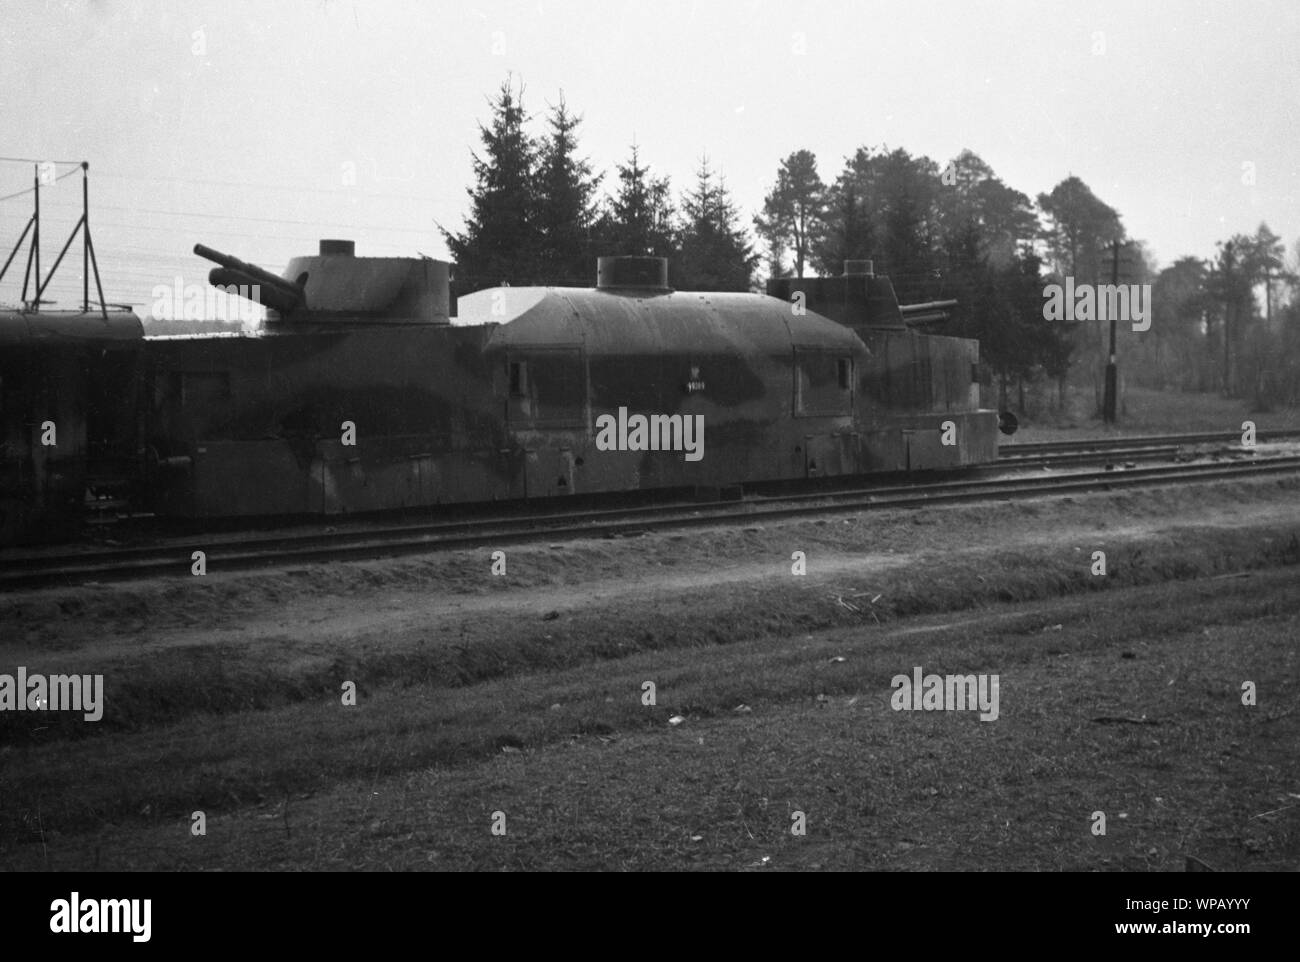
[193,243,303,304]
[899,299,959,315]
[899,299,958,327]
[207,267,304,313]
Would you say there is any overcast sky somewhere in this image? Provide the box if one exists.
[3,0,1298,312]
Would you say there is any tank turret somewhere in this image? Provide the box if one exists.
[766,261,955,332]
[194,240,451,324]
[194,243,307,314]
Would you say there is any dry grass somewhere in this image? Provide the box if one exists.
[4,571,1296,871]
[1,477,1298,870]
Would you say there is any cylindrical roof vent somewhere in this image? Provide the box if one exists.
[844,259,874,276]
[596,256,670,291]
[320,239,356,256]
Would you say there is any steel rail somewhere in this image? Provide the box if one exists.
[3,454,1298,590]
[998,429,1300,456]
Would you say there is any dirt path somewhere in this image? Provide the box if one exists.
[4,479,1299,670]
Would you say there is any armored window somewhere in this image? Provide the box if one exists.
[507,350,585,427]
[529,353,584,424]
[795,350,853,417]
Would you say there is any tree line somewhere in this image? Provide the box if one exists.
[1130,224,1299,409]
[441,78,756,295]
[445,78,1299,413]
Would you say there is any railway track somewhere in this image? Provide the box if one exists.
[991,429,1300,471]
[3,448,1298,590]
[998,428,1300,457]
[995,443,1183,470]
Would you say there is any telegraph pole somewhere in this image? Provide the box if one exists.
[1103,239,1120,424]
[1221,243,1234,397]
[1264,265,1274,327]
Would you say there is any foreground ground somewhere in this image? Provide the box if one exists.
[1,473,1298,871]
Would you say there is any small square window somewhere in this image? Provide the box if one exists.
[795,351,852,417]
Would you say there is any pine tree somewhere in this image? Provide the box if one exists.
[441,77,539,292]
[1036,175,1123,283]
[754,149,825,279]
[673,158,759,292]
[1036,175,1125,405]
[811,146,941,292]
[935,149,1039,269]
[534,94,603,284]
[874,148,942,300]
[813,177,873,276]
[942,221,1067,411]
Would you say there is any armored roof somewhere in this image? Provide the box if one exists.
[458,286,865,355]
[0,309,143,346]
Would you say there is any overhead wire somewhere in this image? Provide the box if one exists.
[21,196,442,235]
[0,166,456,310]
[0,164,83,202]
[94,169,459,205]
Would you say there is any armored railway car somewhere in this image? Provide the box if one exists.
[0,309,144,544]
[0,243,1002,544]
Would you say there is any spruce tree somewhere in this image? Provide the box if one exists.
[441,77,539,292]
[534,94,602,284]
[673,158,758,292]
[604,143,675,259]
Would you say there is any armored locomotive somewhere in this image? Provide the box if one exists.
[0,241,1001,545]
